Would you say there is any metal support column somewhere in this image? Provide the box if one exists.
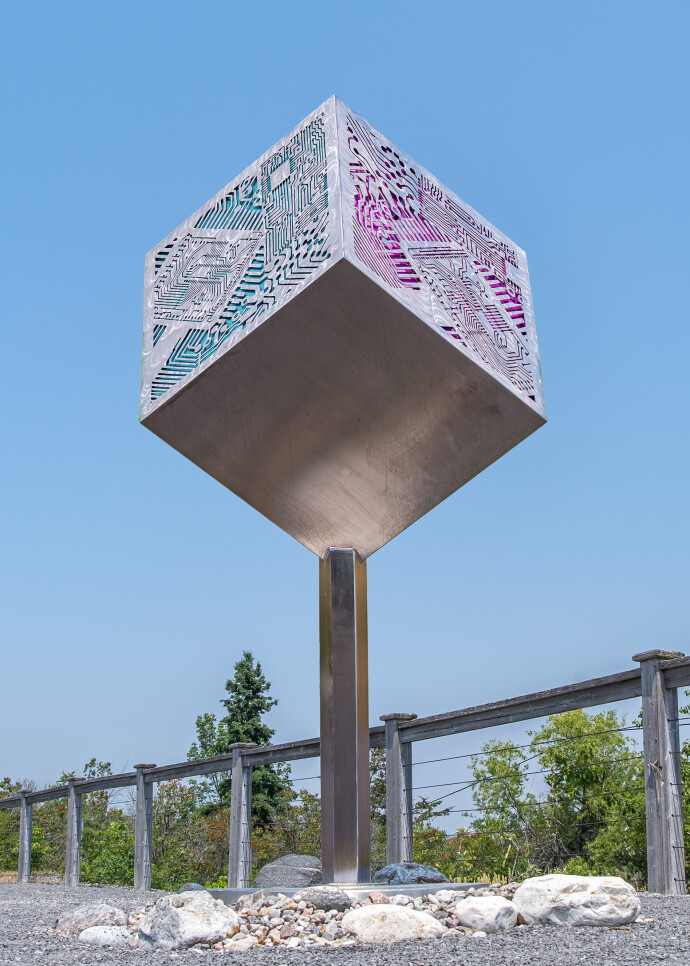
[380,713,417,865]
[320,548,370,883]
[18,792,32,884]
[634,649,686,894]
[65,778,83,887]
[134,764,156,891]
[228,743,256,889]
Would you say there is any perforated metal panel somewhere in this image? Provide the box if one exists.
[141,97,545,557]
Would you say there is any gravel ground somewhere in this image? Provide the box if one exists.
[1,884,688,966]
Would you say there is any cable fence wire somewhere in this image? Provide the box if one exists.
[412,753,644,801]
[404,720,670,887]
[412,722,645,767]
[450,816,643,841]
[445,783,648,814]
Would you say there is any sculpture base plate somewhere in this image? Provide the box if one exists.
[210,882,481,904]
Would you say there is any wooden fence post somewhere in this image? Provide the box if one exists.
[228,743,256,889]
[65,778,84,887]
[134,764,156,891]
[18,792,32,884]
[380,713,417,865]
[634,649,686,894]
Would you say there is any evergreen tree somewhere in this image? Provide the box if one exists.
[187,651,292,826]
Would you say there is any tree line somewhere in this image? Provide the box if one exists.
[2,652,689,889]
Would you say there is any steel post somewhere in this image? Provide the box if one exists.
[319,548,370,883]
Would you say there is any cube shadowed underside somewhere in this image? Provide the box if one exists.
[143,258,544,557]
[141,97,545,557]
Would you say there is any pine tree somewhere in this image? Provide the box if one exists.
[219,651,278,746]
[187,651,292,826]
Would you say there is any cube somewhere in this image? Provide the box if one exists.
[140,97,545,558]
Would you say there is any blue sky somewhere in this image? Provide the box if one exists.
[1,1,688,816]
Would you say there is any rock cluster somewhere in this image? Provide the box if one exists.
[56,893,240,950]
[56,874,641,951]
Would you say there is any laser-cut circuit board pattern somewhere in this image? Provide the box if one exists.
[342,110,539,402]
[141,110,332,413]
[141,98,543,420]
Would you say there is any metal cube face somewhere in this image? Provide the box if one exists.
[141,97,545,557]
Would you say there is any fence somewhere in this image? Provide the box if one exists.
[1,648,688,893]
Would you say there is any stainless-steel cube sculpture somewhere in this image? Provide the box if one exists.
[140,96,545,884]
[141,97,545,558]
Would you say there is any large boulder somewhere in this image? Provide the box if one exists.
[297,886,353,913]
[253,853,321,888]
[342,904,445,942]
[512,874,641,927]
[373,862,449,885]
[455,895,517,933]
[56,903,127,935]
[78,926,133,947]
[138,891,240,949]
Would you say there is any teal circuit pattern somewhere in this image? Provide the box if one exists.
[148,114,330,403]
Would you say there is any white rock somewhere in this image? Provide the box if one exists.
[472,930,487,938]
[232,935,259,950]
[512,874,641,927]
[455,895,517,934]
[341,904,445,943]
[56,903,127,935]
[138,891,240,949]
[390,894,413,906]
[78,925,133,947]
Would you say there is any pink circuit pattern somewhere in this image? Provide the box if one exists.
[345,112,537,401]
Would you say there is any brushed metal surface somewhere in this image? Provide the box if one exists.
[143,258,544,558]
[319,549,370,883]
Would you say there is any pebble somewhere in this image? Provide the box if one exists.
[368,891,390,904]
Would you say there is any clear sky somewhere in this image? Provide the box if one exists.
[1,1,688,818]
